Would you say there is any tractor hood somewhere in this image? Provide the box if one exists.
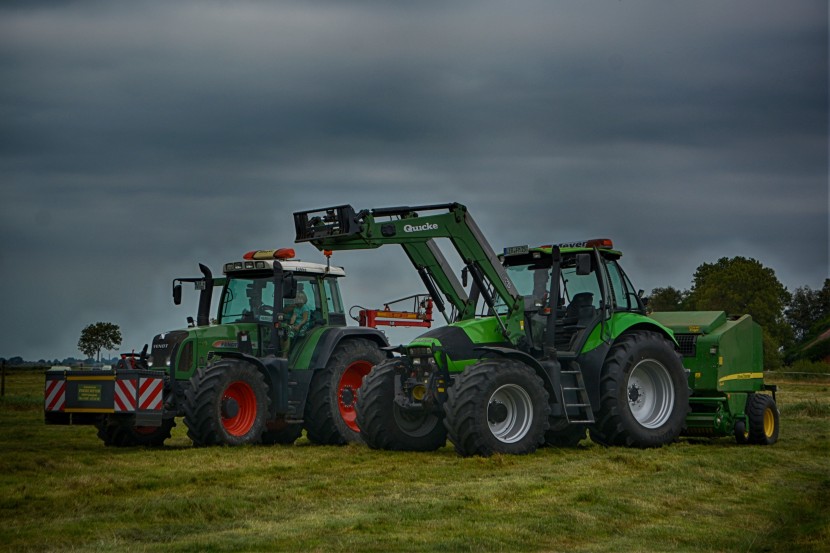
[407,317,511,373]
[150,330,190,371]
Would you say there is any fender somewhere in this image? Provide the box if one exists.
[474,346,562,407]
[306,327,391,370]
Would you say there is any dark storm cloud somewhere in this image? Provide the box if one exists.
[0,1,826,360]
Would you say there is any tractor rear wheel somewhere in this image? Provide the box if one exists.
[444,359,550,457]
[745,393,780,445]
[304,338,386,445]
[591,331,688,448]
[356,359,447,451]
[96,416,175,447]
[184,360,269,446]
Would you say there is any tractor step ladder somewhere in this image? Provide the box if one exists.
[559,369,595,424]
[286,379,304,423]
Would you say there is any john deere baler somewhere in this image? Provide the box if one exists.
[650,311,780,445]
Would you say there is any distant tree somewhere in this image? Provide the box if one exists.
[686,257,791,368]
[786,279,830,342]
[78,322,122,363]
[648,286,688,312]
[8,356,23,366]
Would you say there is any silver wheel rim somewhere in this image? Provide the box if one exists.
[488,384,533,443]
[627,359,675,428]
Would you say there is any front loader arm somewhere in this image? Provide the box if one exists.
[294,203,523,338]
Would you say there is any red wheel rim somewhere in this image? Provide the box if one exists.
[222,381,257,436]
[338,360,373,432]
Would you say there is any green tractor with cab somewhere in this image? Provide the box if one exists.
[294,203,779,456]
[45,248,389,447]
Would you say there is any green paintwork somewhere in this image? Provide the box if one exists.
[582,312,678,353]
[651,310,765,437]
[650,311,763,394]
[407,317,505,374]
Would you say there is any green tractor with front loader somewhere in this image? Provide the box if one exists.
[294,203,779,456]
[45,248,389,447]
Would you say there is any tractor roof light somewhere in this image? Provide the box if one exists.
[552,238,614,250]
[243,248,296,260]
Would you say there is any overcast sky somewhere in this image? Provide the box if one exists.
[1,1,827,361]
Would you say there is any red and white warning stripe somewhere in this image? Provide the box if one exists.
[139,377,164,411]
[114,379,137,412]
[45,380,66,411]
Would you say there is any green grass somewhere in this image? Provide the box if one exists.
[1,371,828,552]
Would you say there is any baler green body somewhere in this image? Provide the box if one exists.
[650,311,772,437]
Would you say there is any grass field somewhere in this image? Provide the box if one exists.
[1,369,828,552]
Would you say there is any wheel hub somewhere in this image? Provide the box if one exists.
[222,397,240,419]
[628,383,643,405]
[340,386,356,408]
[488,401,509,424]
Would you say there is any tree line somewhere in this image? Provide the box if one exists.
[649,256,829,368]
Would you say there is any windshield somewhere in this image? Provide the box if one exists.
[220,276,276,323]
[493,263,551,314]
[494,254,603,314]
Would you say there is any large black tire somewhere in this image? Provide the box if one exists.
[355,359,447,451]
[745,393,780,445]
[261,417,304,445]
[444,359,550,457]
[544,418,587,448]
[183,360,269,446]
[304,338,386,445]
[591,331,688,448]
[96,416,175,447]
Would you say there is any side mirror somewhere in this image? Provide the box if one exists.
[173,283,182,305]
[576,253,592,276]
[283,274,297,299]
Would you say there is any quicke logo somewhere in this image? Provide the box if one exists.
[403,223,438,233]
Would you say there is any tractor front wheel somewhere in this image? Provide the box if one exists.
[304,338,386,445]
[184,360,269,446]
[444,359,550,457]
[356,359,447,451]
[96,416,175,447]
[591,331,688,448]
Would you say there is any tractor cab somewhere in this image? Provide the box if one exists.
[155,248,349,379]
[499,239,645,356]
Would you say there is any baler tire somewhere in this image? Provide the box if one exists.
[592,330,688,448]
[355,359,447,451]
[304,338,386,445]
[746,393,780,446]
[96,416,175,447]
[443,359,550,457]
[183,360,269,447]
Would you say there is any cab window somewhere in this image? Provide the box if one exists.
[605,259,638,311]
[323,277,344,315]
